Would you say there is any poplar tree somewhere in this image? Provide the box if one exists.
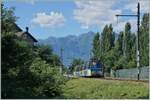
[91,13,149,71]
[124,22,133,60]
[139,13,149,66]
[100,24,115,72]
[101,24,114,54]
[109,24,115,48]
[92,32,101,60]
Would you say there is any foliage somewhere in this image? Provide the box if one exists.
[101,24,115,53]
[35,45,61,66]
[37,45,53,62]
[114,56,127,70]
[2,33,35,98]
[124,22,135,61]
[98,24,115,72]
[139,13,149,66]
[1,4,65,99]
[92,13,149,72]
[117,31,124,55]
[2,32,65,98]
[103,48,116,72]
[1,4,19,34]
[92,32,101,60]
[2,33,34,73]
[69,58,84,73]
[29,58,65,98]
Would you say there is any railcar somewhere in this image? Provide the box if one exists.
[74,60,104,77]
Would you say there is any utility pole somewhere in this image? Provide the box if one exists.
[116,2,140,80]
[60,48,63,74]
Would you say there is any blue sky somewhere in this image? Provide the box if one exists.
[4,0,149,39]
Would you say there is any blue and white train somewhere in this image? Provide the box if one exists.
[74,60,104,77]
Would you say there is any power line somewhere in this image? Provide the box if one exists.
[115,2,140,80]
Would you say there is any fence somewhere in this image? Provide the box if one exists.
[110,67,149,80]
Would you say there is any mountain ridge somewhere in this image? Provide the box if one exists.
[38,31,95,66]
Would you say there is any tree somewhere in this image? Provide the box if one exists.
[37,45,53,63]
[92,32,101,60]
[109,24,115,48]
[101,24,115,54]
[35,45,62,67]
[103,49,116,72]
[139,13,149,66]
[50,54,62,67]
[29,58,65,98]
[100,24,115,72]
[129,33,136,68]
[114,56,127,70]
[1,4,19,34]
[1,4,65,99]
[2,33,35,98]
[2,29,65,99]
[124,22,137,68]
[124,22,134,61]
[69,58,84,73]
[117,31,124,55]
[101,25,109,53]
[91,14,148,71]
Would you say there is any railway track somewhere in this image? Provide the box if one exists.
[105,77,149,83]
[82,77,149,83]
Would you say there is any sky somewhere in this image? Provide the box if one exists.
[4,0,150,39]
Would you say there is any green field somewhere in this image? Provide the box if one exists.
[62,78,149,99]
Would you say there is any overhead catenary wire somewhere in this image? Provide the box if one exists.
[115,2,140,80]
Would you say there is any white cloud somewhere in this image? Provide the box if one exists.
[31,12,66,28]
[74,0,149,31]
[113,19,137,33]
[124,0,150,13]
[81,25,89,29]
[114,0,149,33]
[73,0,122,29]
[22,0,36,5]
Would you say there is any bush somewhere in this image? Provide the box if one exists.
[2,33,66,99]
[2,33,36,98]
[1,5,66,99]
[29,57,65,98]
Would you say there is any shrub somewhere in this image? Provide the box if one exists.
[29,57,65,98]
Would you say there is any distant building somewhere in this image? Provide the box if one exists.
[15,25,38,45]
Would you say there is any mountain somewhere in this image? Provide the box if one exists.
[39,31,95,67]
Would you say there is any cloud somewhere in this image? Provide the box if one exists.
[124,0,150,13]
[73,0,149,31]
[73,0,122,29]
[20,0,36,5]
[31,12,66,28]
[81,25,89,29]
[114,0,149,33]
[113,19,137,33]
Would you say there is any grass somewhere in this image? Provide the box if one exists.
[62,78,149,99]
